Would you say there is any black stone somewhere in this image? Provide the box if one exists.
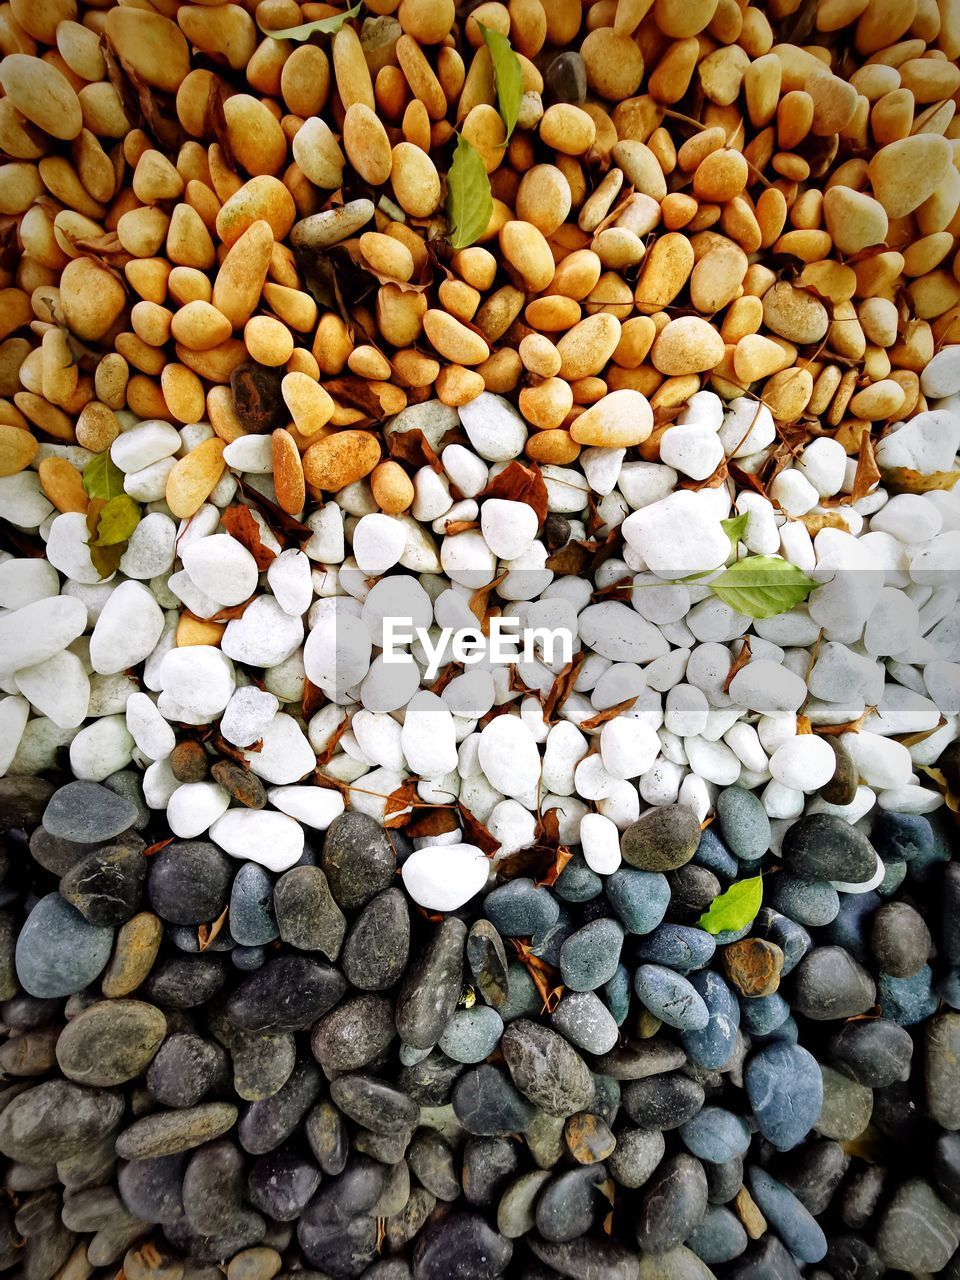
[59,844,146,926]
[42,781,136,844]
[147,842,232,925]
[396,918,466,1051]
[227,956,346,1032]
[310,992,395,1074]
[412,1212,512,1280]
[341,888,410,990]
[320,812,395,910]
[274,866,346,959]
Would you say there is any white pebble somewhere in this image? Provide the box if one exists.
[267,785,345,829]
[600,716,660,780]
[167,782,231,838]
[768,733,836,790]
[580,812,621,874]
[89,581,166,676]
[209,809,304,871]
[480,499,539,560]
[125,691,175,760]
[402,842,490,911]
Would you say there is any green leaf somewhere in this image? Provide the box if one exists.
[698,874,763,935]
[720,512,749,551]
[479,24,523,141]
[259,0,362,40]
[94,495,141,546]
[82,453,125,501]
[445,135,493,251]
[709,554,817,619]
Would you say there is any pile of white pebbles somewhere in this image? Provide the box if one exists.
[1,349,959,910]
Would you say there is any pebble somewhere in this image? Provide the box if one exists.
[148,1032,225,1108]
[439,1005,504,1063]
[403,843,490,912]
[791,946,877,1020]
[634,965,709,1031]
[875,1179,960,1273]
[56,998,166,1086]
[115,1103,239,1158]
[620,805,702,872]
[452,1064,536,1136]
[148,840,232,924]
[396,918,466,1051]
[636,1153,708,1254]
[15,893,114,997]
[321,811,396,909]
[59,842,147,926]
[42,780,136,843]
[274,866,346,958]
[210,810,304,872]
[501,1020,595,1117]
[412,1212,512,1280]
[744,1044,823,1151]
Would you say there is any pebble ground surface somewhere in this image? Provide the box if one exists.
[1,0,960,1278]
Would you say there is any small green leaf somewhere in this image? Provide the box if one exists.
[698,874,763,935]
[95,494,141,546]
[445,135,493,251]
[82,453,125,501]
[479,24,523,141]
[709,554,817,619]
[259,0,362,40]
[720,512,749,551]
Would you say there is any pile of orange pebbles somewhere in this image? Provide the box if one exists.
[0,0,959,528]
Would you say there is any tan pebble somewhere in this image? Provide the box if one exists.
[557,313,622,380]
[654,0,720,37]
[805,69,859,135]
[821,186,888,257]
[244,316,293,367]
[166,437,226,518]
[848,379,906,419]
[762,366,813,420]
[518,377,574,430]
[539,104,596,155]
[422,311,489,365]
[59,258,127,342]
[281,45,330,119]
[177,616,225,647]
[733,334,790,382]
[291,117,345,191]
[371,460,415,513]
[280,373,335,440]
[520,334,562,378]
[516,165,573,237]
[105,8,190,92]
[343,103,392,186]
[569,388,653,447]
[390,143,441,217]
[611,141,666,200]
[78,401,120,453]
[551,250,603,302]
[859,296,899,347]
[394,34,446,121]
[302,430,381,491]
[101,913,163,999]
[393,349,441,388]
[348,346,392,381]
[689,243,748,314]
[693,149,748,202]
[161,364,206,425]
[651,317,725,375]
[868,135,953,220]
[360,232,414,283]
[117,207,171,259]
[500,221,555,293]
[580,27,644,101]
[91,353,128,412]
[436,364,485,406]
[223,94,286,179]
[524,428,580,464]
[212,221,274,332]
[171,301,233,352]
[635,233,694,310]
[0,54,82,141]
[216,176,296,247]
[38,456,87,514]
[762,281,829,345]
[0,423,37,476]
[272,428,305,516]
[525,296,582,331]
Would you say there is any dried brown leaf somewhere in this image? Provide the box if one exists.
[469,570,508,625]
[542,651,586,723]
[457,802,501,856]
[545,542,592,576]
[480,460,548,526]
[439,519,479,536]
[815,706,876,736]
[383,776,420,828]
[510,938,564,1013]
[143,836,174,857]
[203,77,236,172]
[238,477,311,538]
[579,697,639,730]
[324,376,388,419]
[407,807,460,838]
[386,426,443,474]
[301,678,325,722]
[849,430,881,505]
[221,504,277,569]
[315,712,350,767]
[198,904,229,952]
[723,636,752,694]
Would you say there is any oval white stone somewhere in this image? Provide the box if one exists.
[402,842,490,911]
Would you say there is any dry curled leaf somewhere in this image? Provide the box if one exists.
[301,678,325,722]
[469,570,508,625]
[439,519,479,536]
[314,712,349,767]
[238,478,311,538]
[324,375,390,419]
[406,807,460,839]
[480,460,548,525]
[203,77,237,172]
[815,706,876,736]
[457,802,501,856]
[383,777,420,828]
[849,430,881,505]
[143,836,174,858]
[723,636,752,694]
[386,426,443,473]
[579,696,639,730]
[511,939,564,1014]
[198,904,229,952]
[880,465,960,494]
[542,651,586,723]
[220,504,277,569]
[545,542,592,576]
